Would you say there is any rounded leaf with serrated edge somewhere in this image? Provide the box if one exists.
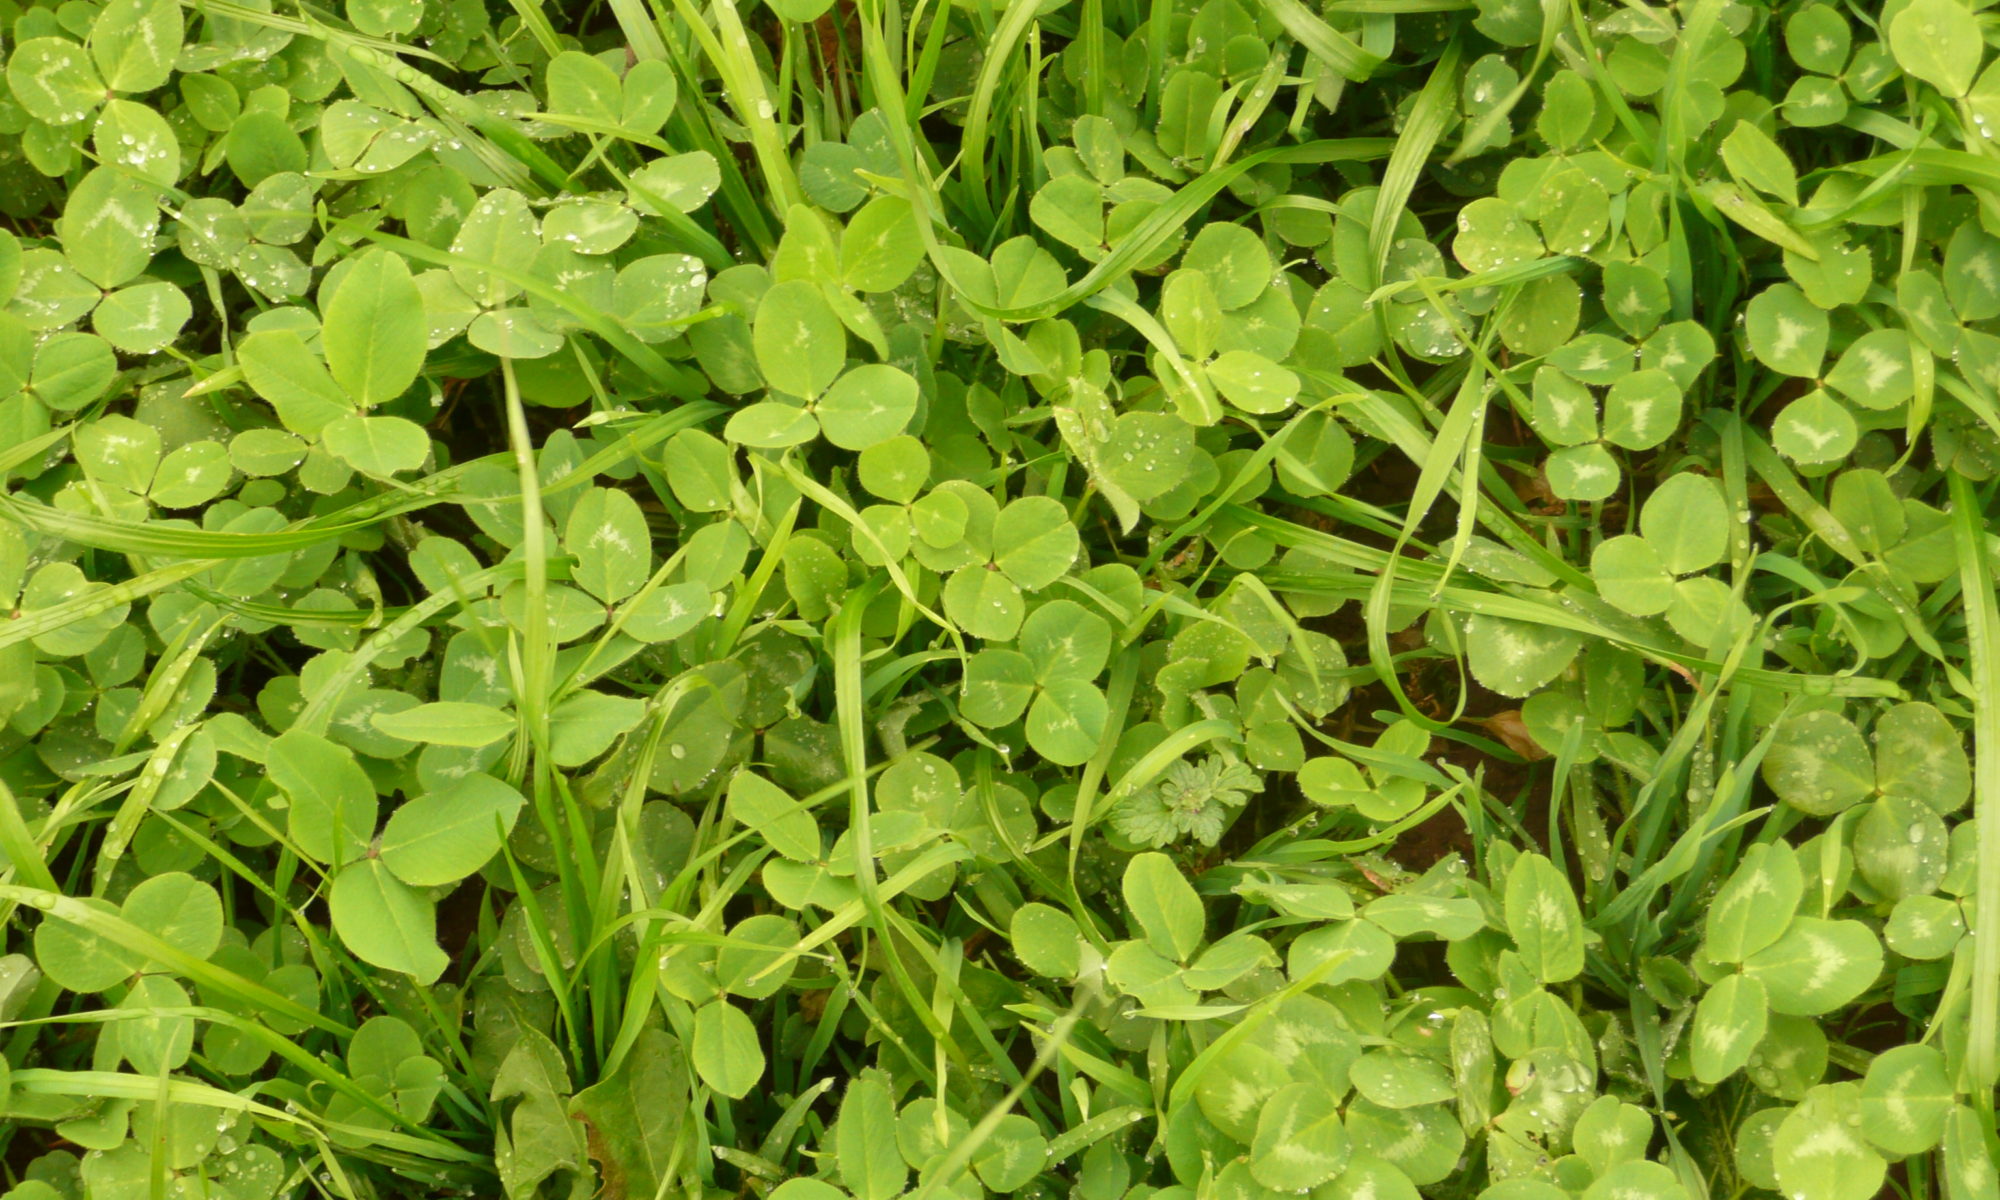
[1785,74,1849,125]
[469,308,563,358]
[1859,1044,1952,1157]
[7,39,103,125]
[1890,0,1983,97]
[1463,614,1585,699]
[1324,1154,1421,1200]
[1020,600,1111,683]
[547,691,644,767]
[1666,574,1750,648]
[841,196,924,292]
[1363,895,1484,942]
[378,774,524,887]
[1940,1106,1995,1200]
[229,432,302,478]
[1601,369,1680,450]
[714,913,799,1000]
[1572,1096,1653,1175]
[753,280,845,398]
[93,98,179,185]
[1733,1108,1785,1191]
[1195,1040,1287,1141]
[1592,535,1675,616]
[1749,1012,1831,1100]
[1886,893,1965,959]
[1453,198,1542,272]
[1581,1160,1687,1200]
[1350,1052,1455,1108]
[566,487,651,603]
[323,103,435,174]
[329,859,448,983]
[837,1075,906,1200]
[1602,261,1671,338]
[616,59,677,134]
[1761,709,1873,816]
[1288,918,1396,985]
[1742,917,1881,1015]
[1183,930,1274,990]
[1026,677,1107,766]
[1875,701,1971,813]
[964,648,1040,732]
[1774,1084,1885,1200]
[972,1115,1046,1193]
[1183,223,1269,310]
[1104,411,1197,503]
[269,729,378,865]
[546,50,621,121]
[93,282,191,354]
[1010,903,1082,977]
[1161,269,1222,361]
[1705,841,1803,962]
[1853,795,1949,900]
[991,496,1079,591]
[33,897,130,992]
[322,415,429,476]
[1772,389,1858,464]
[16,250,103,329]
[121,872,224,965]
[1537,70,1596,150]
[93,0,182,81]
[1829,467,1906,553]
[1789,234,1874,311]
[818,363,918,450]
[726,770,819,862]
[1346,1099,1462,1185]
[324,250,427,409]
[1538,171,1610,258]
[59,168,156,289]
[1720,121,1798,207]
[725,401,819,448]
[1124,852,1204,963]
[1250,1082,1350,1190]
[1297,755,1370,808]
[616,253,707,343]
[943,568,1025,641]
[660,429,730,514]
[1643,320,1717,387]
[800,143,868,213]
[1207,350,1298,414]
[1691,973,1768,1084]
[1530,367,1596,446]
[1545,443,1620,501]
[1787,4,1850,72]
[628,151,721,215]
[75,414,159,492]
[1504,852,1584,983]
[858,435,928,503]
[1945,223,2000,320]
[238,330,351,436]
[150,441,232,508]
[1030,174,1105,257]
[691,999,763,1098]
[1744,283,1827,377]
[1826,328,1915,410]
[1639,473,1730,575]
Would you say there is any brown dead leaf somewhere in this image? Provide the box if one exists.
[1478,709,1549,761]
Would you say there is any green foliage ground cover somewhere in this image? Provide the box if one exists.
[0,0,1997,1195]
